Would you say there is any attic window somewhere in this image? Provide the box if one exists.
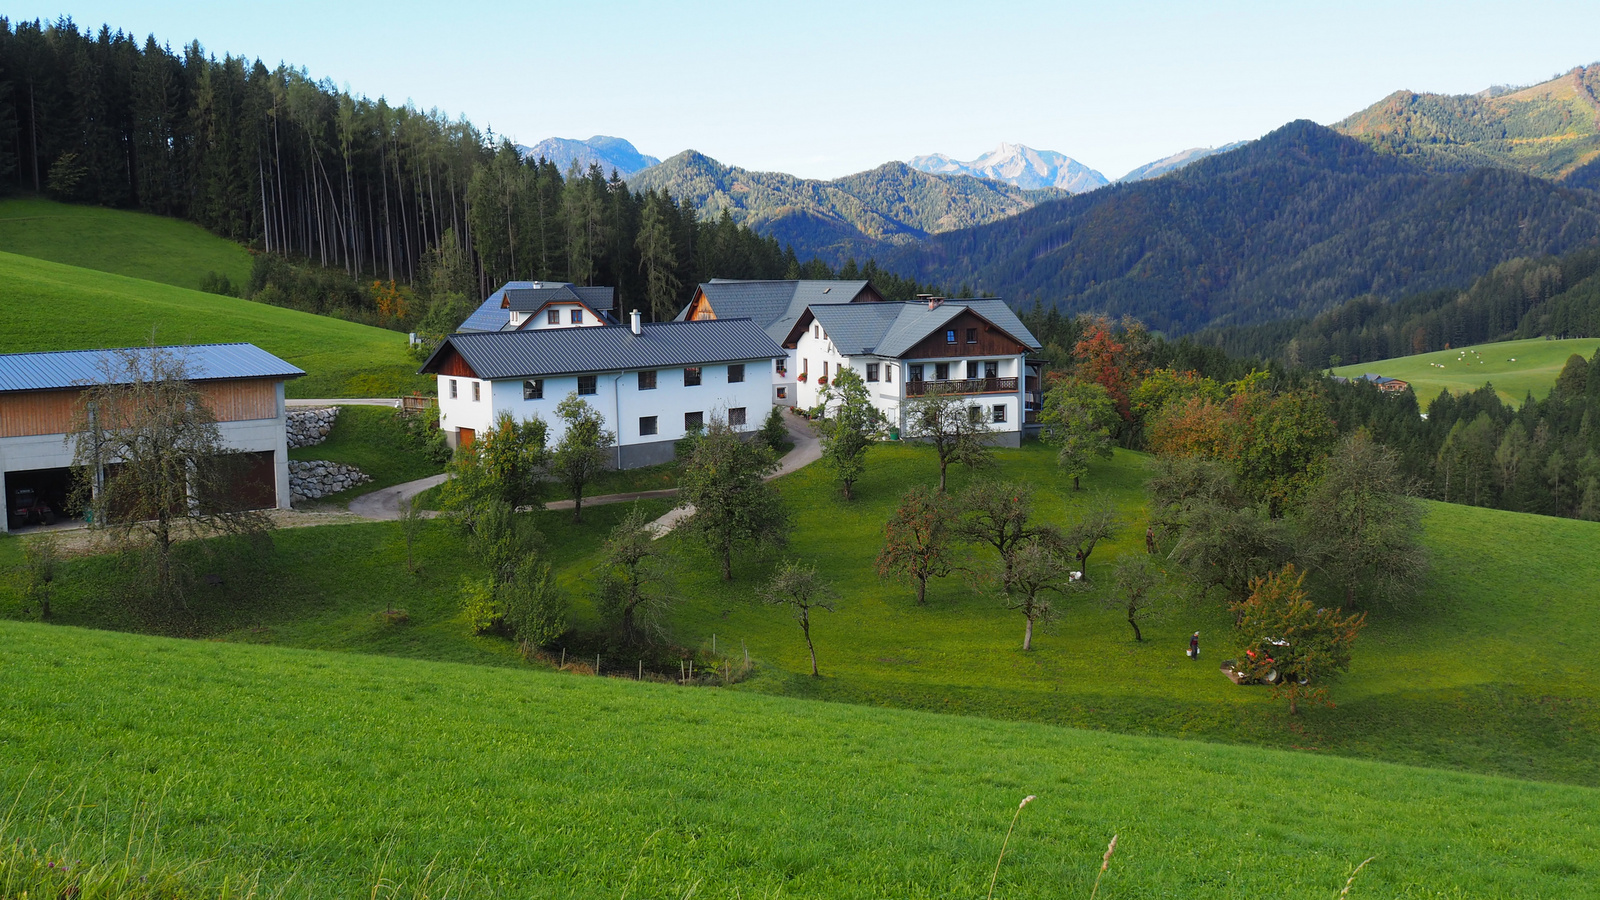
[547,309,560,325]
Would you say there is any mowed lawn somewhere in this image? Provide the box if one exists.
[0,197,253,291]
[1333,337,1600,407]
[0,251,425,398]
[3,620,1598,899]
[4,441,1597,786]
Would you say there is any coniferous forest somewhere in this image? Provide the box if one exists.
[0,17,937,333]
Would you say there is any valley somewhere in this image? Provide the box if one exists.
[5,15,1600,899]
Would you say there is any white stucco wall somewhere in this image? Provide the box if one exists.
[789,322,1026,437]
[438,359,778,460]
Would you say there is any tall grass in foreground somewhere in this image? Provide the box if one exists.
[5,784,1373,899]
[0,779,469,900]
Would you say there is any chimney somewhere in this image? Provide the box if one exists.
[630,308,642,335]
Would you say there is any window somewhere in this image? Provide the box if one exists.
[449,379,458,399]
[822,361,829,381]
[547,309,560,325]
[728,364,745,383]
[639,415,658,436]
[638,370,657,391]
[471,382,480,402]
[684,366,702,387]
[966,328,977,344]
[946,330,956,344]
[685,411,704,430]
[985,361,999,379]
[968,405,983,425]
[966,361,979,379]
[570,309,584,324]
[776,357,788,375]
[578,375,598,396]
[523,379,544,400]
[886,365,895,382]
[935,363,950,380]
[992,404,1007,423]
[813,324,820,339]
[729,407,747,426]
[909,364,924,382]
[866,363,880,382]
[777,386,788,399]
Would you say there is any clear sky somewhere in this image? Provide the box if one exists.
[16,1,1600,180]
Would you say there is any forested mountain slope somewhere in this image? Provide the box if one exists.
[627,152,1063,262]
[882,121,1600,334]
[1205,246,1600,367]
[1334,64,1600,180]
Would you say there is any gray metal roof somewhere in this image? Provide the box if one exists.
[458,281,616,332]
[0,343,304,394]
[503,285,615,312]
[419,318,785,381]
[804,299,1042,357]
[675,280,873,342]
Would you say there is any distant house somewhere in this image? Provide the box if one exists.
[457,281,617,332]
[1334,373,1411,394]
[0,343,303,532]
[419,311,785,468]
[678,280,1043,445]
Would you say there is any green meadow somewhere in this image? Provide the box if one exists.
[0,197,254,291]
[0,251,423,398]
[3,619,1598,899]
[7,443,1598,787]
[1333,337,1600,407]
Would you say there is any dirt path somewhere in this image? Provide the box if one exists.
[362,412,822,537]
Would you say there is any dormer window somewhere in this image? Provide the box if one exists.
[547,309,560,325]
[571,309,584,324]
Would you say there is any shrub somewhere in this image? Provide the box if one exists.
[461,577,503,635]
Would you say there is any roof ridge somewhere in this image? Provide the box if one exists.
[0,342,256,359]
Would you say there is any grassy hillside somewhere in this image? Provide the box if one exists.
[0,251,424,397]
[0,197,253,291]
[8,443,1599,786]
[1332,337,1600,406]
[3,620,1597,898]
[1335,64,1600,180]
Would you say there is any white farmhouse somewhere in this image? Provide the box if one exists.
[420,312,785,468]
[679,280,1043,446]
[456,281,617,332]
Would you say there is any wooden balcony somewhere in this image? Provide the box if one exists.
[905,377,1019,397]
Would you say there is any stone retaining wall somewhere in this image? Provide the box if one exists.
[287,407,339,449]
[289,460,372,501]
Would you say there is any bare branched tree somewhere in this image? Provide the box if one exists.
[70,346,272,608]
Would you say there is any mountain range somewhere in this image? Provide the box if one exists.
[1117,143,1248,182]
[908,143,1109,192]
[515,135,660,177]
[625,152,1065,260]
[882,120,1600,334]
[1332,64,1600,181]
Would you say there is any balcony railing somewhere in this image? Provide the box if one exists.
[905,377,1019,397]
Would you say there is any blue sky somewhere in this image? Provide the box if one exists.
[18,1,1600,179]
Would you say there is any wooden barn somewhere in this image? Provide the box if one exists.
[0,343,303,532]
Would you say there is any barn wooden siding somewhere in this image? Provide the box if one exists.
[0,379,280,438]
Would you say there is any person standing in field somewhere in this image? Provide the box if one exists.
[1189,631,1200,659]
